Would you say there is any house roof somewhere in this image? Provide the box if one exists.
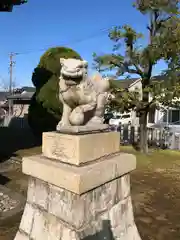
[21,86,35,92]
[6,86,35,100]
[110,75,169,89]
[110,78,139,89]
[13,86,35,93]
[7,91,34,100]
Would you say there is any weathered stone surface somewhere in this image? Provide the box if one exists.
[27,178,48,210]
[48,185,86,229]
[48,177,127,229]
[30,209,62,240]
[15,175,141,240]
[15,134,141,240]
[119,174,130,199]
[79,210,137,240]
[22,153,136,194]
[42,131,120,165]
[30,209,48,240]
[109,197,136,239]
[57,124,109,134]
[25,175,130,229]
[61,227,79,240]
[126,225,142,240]
[126,197,135,228]
[19,203,35,235]
[14,231,29,240]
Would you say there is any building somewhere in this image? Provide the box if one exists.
[0,87,35,128]
[6,88,34,118]
[110,76,180,128]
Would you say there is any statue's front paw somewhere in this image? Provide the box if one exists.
[56,120,70,131]
[69,107,84,125]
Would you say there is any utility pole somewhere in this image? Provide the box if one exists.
[8,52,15,116]
[9,52,13,94]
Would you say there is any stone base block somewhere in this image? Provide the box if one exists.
[22,153,136,194]
[14,175,141,240]
[56,124,109,134]
[42,131,120,165]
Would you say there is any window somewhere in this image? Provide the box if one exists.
[163,109,180,124]
[121,114,130,119]
[114,115,121,119]
[148,108,155,123]
[171,110,180,124]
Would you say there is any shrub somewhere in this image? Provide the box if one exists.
[28,47,82,135]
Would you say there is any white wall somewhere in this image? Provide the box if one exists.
[111,78,180,126]
[128,80,166,125]
[129,80,142,98]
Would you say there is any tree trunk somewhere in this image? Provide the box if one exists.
[139,112,148,154]
[140,76,151,154]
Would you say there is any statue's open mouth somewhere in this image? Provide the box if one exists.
[62,72,83,86]
[62,73,82,79]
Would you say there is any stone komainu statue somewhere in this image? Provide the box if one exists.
[57,58,110,132]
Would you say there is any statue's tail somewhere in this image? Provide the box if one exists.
[91,73,110,93]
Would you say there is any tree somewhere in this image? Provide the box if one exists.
[0,0,28,12]
[0,76,16,92]
[28,47,82,135]
[160,16,180,93]
[93,0,180,153]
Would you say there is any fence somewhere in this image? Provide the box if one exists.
[110,124,171,149]
[2,115,30,129]
[0,115,174,149]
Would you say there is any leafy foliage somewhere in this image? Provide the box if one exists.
[28,47,82,135]
[94,0,180,153]
[0,0,27,11]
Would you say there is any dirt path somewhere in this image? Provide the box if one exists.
[0,152,180,240]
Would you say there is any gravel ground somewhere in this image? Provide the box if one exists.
[0,193,19,213]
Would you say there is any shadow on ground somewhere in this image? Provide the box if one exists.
[0,175,10,185]
[0,127,41,162]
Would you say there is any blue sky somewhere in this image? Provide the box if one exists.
[0,0,167,88]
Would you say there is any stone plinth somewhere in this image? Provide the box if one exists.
[22,153,136,194]
[14,131,142,240]
[42,131,120,165]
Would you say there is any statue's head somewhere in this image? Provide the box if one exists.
[60,58,88,85]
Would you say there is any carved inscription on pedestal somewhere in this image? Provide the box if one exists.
[42,133,78,164]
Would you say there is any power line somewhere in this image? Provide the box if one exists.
[4,25,114,88]
[13,25,113,56]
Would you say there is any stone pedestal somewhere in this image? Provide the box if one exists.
[14,131,142,240]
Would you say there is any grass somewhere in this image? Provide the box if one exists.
[121,145,180,167]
